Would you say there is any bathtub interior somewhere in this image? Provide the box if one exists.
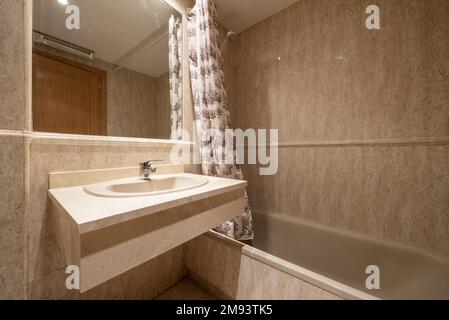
[252,212,449,300]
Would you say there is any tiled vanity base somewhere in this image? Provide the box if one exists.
[52,189,246,292]
[49,166,247,292]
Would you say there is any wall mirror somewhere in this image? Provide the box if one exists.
[32,0,183,140]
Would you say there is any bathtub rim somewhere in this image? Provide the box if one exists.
[205,230,379,300]
[254,211,449,269]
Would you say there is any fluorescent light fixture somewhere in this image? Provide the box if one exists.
[33,31,95,61]
[58,0,69,5]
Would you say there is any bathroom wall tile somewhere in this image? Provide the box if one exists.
[225,0,449,258]
[28,224,67,284]
[362,145,449,254]
[283,67,317,142]
[184,234,243,299]
[359,0,449,140]
[246,147,318,222]
[313,147,364,230]
[229,0,364,143]
[361,36,449,140]
[0,143,26,299]
[312,56,363,141]
[237,0,362,69]
[154,73,172,139]
[360,0,449,43]
[28,145,92,282]
[242,165,267,214]
[29,246,185,300]
[89,145,172,170]
[307,0,362,66]
[107,67,157,139]
[247,146,365,233]
[0,0,25,130]
[28,144,93,235]
[119,245,185,300]
[292,148,318,222]
[230,54,364,143]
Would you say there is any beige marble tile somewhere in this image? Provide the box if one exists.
[312,57,363,141]
[246,146,366,233]
[154,73,171,139]
[0,0,25,130]
[28,246,185,300]
[359,0,449,139]
[107,67,157,139]
[306,0,362,66]
[89,145,172,169]
[362,145,449,254]
[224,0,449,258]
[360,0,449,43]
[228,0,449,143]
[0,143,26,299]
[228,0,366,143]
[184,234,244,299]
[361,36,449,140]
[314,146,364,231]
[28,144,93,236]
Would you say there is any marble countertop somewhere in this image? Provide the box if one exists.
[49,173,247,234]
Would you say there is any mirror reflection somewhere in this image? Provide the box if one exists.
[32,0,183,140]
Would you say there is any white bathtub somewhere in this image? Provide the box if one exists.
[253,212,449,300]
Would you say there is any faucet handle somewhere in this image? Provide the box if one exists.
[139,160,163,180]
[139,160,164,167]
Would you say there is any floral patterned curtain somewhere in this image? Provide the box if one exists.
[187,0,253,240]
[169,15,183,140]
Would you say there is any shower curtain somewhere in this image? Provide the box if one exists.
[187,0,253,240]
[169,15,183,140]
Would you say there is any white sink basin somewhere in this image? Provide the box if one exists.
[84,174,209,198]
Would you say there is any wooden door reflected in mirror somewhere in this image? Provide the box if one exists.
[33,50,107,136]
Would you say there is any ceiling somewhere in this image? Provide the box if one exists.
[33,0,178,78]
[216,0,299,33]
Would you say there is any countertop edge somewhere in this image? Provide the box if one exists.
[49,177,248,234]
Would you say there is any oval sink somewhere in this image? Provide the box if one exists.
[84,174,209,198]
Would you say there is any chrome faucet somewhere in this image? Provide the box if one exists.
[139,160,162,180]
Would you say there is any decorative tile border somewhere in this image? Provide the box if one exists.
[0,130,194,147]
[242,136,449,149]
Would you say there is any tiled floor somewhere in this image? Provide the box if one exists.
[155,278,218,300]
